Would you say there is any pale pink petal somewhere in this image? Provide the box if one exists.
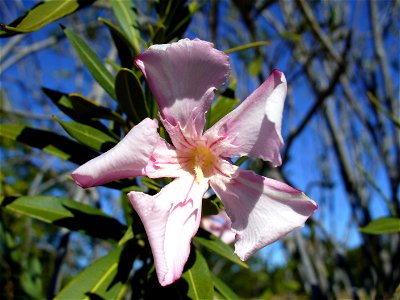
[128,175,209,286]
[135,39,230,136]
[210,168,317,261]
[72,118,159,188]
[144,137,191,179]
[201,211,235,244]
[204,70,287,167]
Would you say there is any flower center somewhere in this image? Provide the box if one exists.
[190,143,216,183]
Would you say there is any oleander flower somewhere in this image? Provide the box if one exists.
[201,210,236,244]
[72,39,317,286]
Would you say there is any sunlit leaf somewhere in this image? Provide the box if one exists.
[249,56,263,76]
[115,68,148,123]
[0,195,126,241]
[224,41,270,54]
[57,119,118,152]
[55,247,125,299]
[359,217,400,234]
[140,177,162,192]
[0,0,95,36]
[182,250,213,300]
[111,0,141,55]
[0,124,97,164]
[211,273,240,300]
[207,96,239,128]
[64,28,116,99]
[194,229,248,269]
[118,226,134,246]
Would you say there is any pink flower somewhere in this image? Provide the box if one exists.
[201,210,236,244]
[72,39,317,286]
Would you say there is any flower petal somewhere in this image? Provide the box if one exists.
[201,211,236,244]
[205,70,287,167]
[72,118,159,188]
[210,168,317,261]
[128,175,209,286]
[135,39,230,136]
[144,137,191,179]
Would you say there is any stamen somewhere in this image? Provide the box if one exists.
[194,165,204,183]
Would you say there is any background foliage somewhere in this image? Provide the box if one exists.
[1,0,399,299]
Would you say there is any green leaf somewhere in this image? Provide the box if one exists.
[207,96,239,128]
[57,119,118,152]
[1,196,126,241]
[224,41,270,54]
[140,177,162,192]
[115,68,148,123]
[42,88,76,118]
[201,198,220,216]
[0,0,95,36]
[249,56,263,77]
[194,229,248,269]
[69,93,125,124]
[55,247,125,299]
[64,28,116,99]
[43,88,125,125]
[359,217,400,234]
[99,17,135,68]
[211,273,240,300]
[118,226,134,246]
[182,249,213,300]
[111,0,141,55]
[0,124,98,165]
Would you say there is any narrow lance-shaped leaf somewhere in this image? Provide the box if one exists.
[43,88,125,126]
[55,246,125,299]
[0,0,95,36]
[359,217,400,234]
[0,124,98,165]
[181,249,214,300]
[69,93,125,125]
[64,28,116,99]
[194,229,248,269]
[211,273,240,300]
[0,195,126,241]
[99,17,135,68]
[56,119,118,152]
[111,0,141,55]
[115,68,148,124]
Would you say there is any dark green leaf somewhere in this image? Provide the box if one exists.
[201,198,220,216]
[182,249,213,300]
[111,0,141,55]
[211,273,240,300]
[194,229,248,269]
[0,0,95,36]
[55,247,125,299]
[0,124,98,165]
[1,196,126,241]
[64,28,116,99]
[57,120,118,152]
[115,68,148,123]
[69,93,125,124]
[359,217,400,234]
[99,17,135,69]
[43,88,125,127]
